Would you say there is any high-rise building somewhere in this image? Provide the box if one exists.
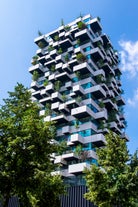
[29,14,128,207]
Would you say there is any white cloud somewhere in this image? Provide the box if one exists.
[119,40,138,77]
[127,88,138,107]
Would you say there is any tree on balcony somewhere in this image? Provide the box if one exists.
[85,131,138,207]
[43,79,49,87]
[0,83,65,207]
[32,55,39,65]
[77,21,86,30]
[32,71,39,81]
[57,48,63,55]
[54,80,62,91]
[76,53,86,63]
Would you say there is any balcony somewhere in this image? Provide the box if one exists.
[45,83,54,94]
[73,62,93,74]
[84,134,106,147]
[62,63,72,74]
[95,109,107,120]
[34,35,48,48]
[73,84,84,96]
[30,81,39,90]
[62,152,79,161]
[62,125,70,134]
[87,85,106,98]
[40,89,49,98]
[51,102,60,112]
[91,47,104,62]
[89,18,102,33]
[66,99,80,109]
[51,169,69,177]
[75,28,92,42]
[32,91,42,100]
[116,96,125,106]
[54,156,67,165]
[51,92,63,102]
[59,103,69,113]
[121,132,129,142]
[55,62,63,73]
[69,162,91,174]
[51,114,68,124]
[70,134,84,145]
[39,96,52,105]
[59,38,72,50]
[56,72,71,82]
[29,63,44,74]
[71,105,94,119]
[56,54,65,64]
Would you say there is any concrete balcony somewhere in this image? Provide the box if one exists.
[31,81,39,90]
[66,99,80,109]
[51,92,63,102]
[69,162,91,174]
[83,134,106,147]
[51,114,68,124]
[51,102,60,111]
[55,62,63,72]
[95,109,107,120]
[40,89,49,98]
[59,103,69,113]
[62,125,70,134]
[56,54,65,64]
[29,63,43,74]
[75,28,93,42]
[103,99,118,110]
[59,38,72,50]
[39,96,52,105]
[73,62,94,75]
[49,49,57,58]
[91,47,104,62]
[62,152,79,161]
[102,63,114,75]
[62,63,72,74]
[51,169,69,177]
[55,72,71,82]
[54,156,67,165]
[74,46,84,55]
[34,35,48,48]
[116,96,125,106]
[48,73,56,83]
[89,17,102,33]
[32,91,42,100]
[73,84,84,96]
[45,83,54,94]
[109,121,121,133]
[70,134,84,144]
[86,85,106,99]
[71,105,94,119]
[65,81,72,89]
[121,132,129,141]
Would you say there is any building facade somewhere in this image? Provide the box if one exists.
[29,14,128,206]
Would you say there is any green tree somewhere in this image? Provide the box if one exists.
[0,83,64,207]
[85,131,138,207]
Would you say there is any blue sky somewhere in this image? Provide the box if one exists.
[0,0,138,154]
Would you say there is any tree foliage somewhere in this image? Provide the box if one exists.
[85,131,138,207]
[0,83,64,207]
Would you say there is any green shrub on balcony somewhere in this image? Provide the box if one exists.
[99,101,105,108]
[64,25,71,31]
[76,53,86,63]
[37,41,46,49]
[64,53,70,62]
[54,35,59,41]
[43,79,49,87]
[57,48,63,54]
[61,94,67,102]
[77,21,86,30]
[32,71,39,81]
[45,103,51,116]
[32,55,39,65]
[48,45,54,52]
[50,65,56,72]
[54,80,62,91]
